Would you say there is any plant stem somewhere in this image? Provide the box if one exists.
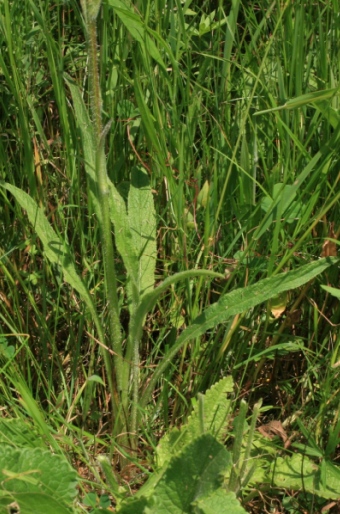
[83,1,125,429]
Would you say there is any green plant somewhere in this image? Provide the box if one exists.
[0,419,77,514]
[3,378,340,513]
[110,377,340,513]
[1,2,340,511]
[1,0,339,460]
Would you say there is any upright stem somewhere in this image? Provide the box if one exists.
[82,1,126,428]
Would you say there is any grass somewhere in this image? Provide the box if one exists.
[0,0,340,511]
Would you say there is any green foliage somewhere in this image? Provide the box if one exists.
[0,420,77,514]
[112,378,340,512]
[270,454,340,499]
[115,378,246,513]
[2,380,340,513]
[125,435,234,514]
[1,183,101,329]
[0,418,44,449]
[1,0,340,510]
[156,376,234,467]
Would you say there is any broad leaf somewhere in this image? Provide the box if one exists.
[0,446,77,503]
[157,377,234,467]
[15,493,73,514]
[271,454,340,499]
[150,434,231,513]
[117,496,149,514]
[193,489,247,514]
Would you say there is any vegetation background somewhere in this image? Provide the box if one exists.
[0,0,340,512]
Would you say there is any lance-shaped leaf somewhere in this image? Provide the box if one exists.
[128,166,156,296]
[140,257,339,410]
[64,74,101,223]
[108,178,139,305]
[107,0,165,70]
[2,183,99,325]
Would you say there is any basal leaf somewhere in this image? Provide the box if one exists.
[117,496,149,514]
[2,184,98,321]
[271,454,340,499]
[193,489,247,514]
[151,434,231,513]
[0,446,78,502]
[15,492,73,514]
[157,377,234,467]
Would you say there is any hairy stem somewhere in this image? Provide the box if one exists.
[82,0,126,434]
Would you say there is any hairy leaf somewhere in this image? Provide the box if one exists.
[128,166,156,296]
[157,377,234,467]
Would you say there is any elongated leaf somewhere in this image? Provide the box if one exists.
[141,257,338,409]
[128,167,156,296]
[2,184,99,323]
[108,178,139,301]
[322,284,340,298]
[255,87,340,115]
[64,75,95,178]
[134,79,163,156]
[64,74,101,223]
[108,0,165,70]
[175,257,338,347]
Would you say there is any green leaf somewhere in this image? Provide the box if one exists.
[117,496,149,514]
[150,434,231,513]
[0,418,44,449]
[255,87,340,115]
[107,0,165,70]
[197,180,210,209]
[259,183,302,238]
[175,257,338,350]
[2,183,99,326]
[64,74,101,223]
[193,489,247,514]
[134,79,163,156]
[87,375,105,385]
[321,284,340,299]
[271,454,340,499]
[0,446,77,503]
[108,178,139,301]
[15,492,74,514]
[140,257,339,409]
[157,377,234,467]
[234,341,305,369]
[128,166,156,296]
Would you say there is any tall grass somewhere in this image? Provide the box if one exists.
[0,0,340,509]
